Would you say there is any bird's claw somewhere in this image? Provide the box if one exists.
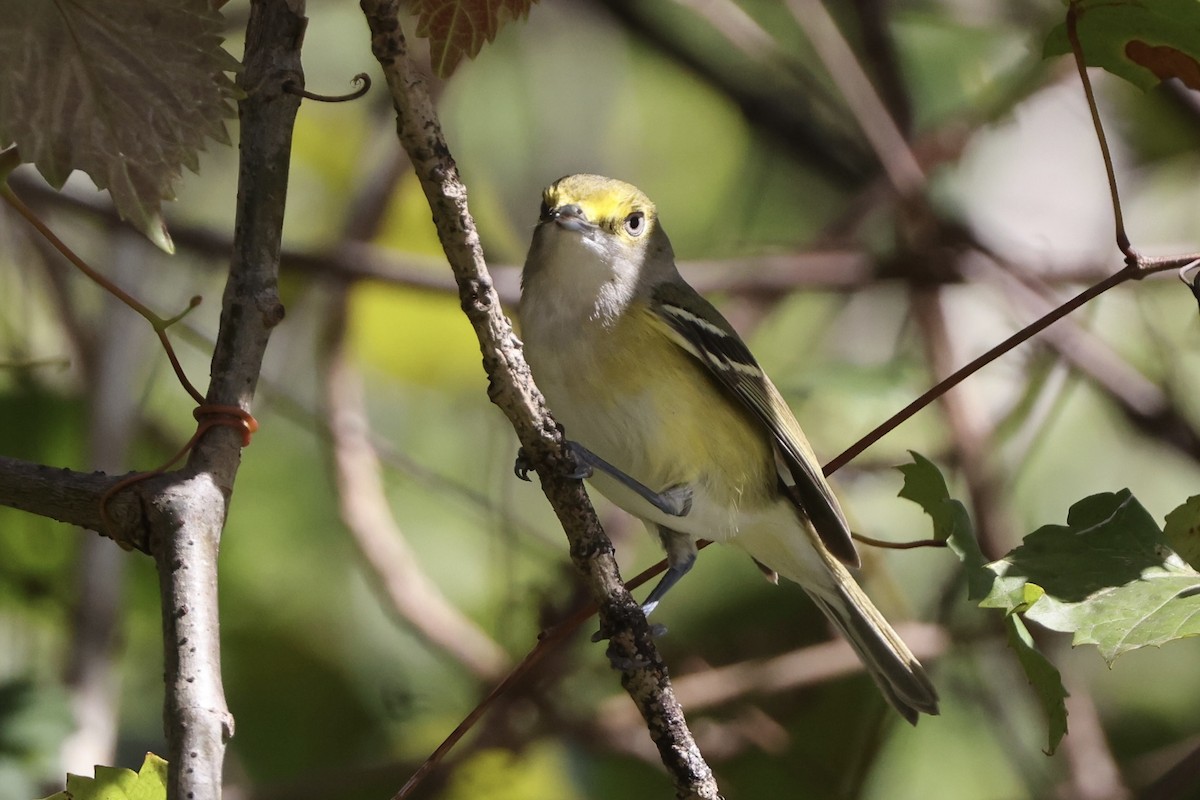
[513,448,533,481]
[564,441,595,480]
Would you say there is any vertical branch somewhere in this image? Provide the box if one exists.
[358,3,719,798]
[59,234,149,772]
[153,1,304,798]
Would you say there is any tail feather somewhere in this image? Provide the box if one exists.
[731,518,939,723]
[809,576,939,724]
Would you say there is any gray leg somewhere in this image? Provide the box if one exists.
[567,441,693,517]
[641,526,698,617]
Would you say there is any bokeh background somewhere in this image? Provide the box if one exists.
[3,1,1200,798]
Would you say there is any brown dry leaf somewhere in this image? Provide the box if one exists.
[411,0,537,77]
[1125,40,1200,91]
[0,0,240,252]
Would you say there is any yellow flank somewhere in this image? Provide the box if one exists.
[578,301,777,514]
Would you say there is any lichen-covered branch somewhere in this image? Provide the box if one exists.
[357,2,718,797]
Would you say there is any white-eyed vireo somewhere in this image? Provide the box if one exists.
[518,174,938,723]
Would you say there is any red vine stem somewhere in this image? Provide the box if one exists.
[1065,1,1136,263]
[1,182,206,404]
[822,259,1199,476]
[826,0,1200,476]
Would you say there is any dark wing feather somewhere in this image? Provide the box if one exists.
[651,283,859,567]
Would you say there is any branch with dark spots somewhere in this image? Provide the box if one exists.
[358,2,719,798]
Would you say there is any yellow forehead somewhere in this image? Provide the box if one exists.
[544,174,656,223]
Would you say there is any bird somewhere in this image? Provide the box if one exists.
[517,173,938,723]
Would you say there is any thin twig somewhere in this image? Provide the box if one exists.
[786,0,924,196]
[0,184,206,403]
[823,257,1189,475]
[283,72,371,102]
[1065,1,1136,262]
[851,532,947,551]
[969,254,1200,461]
[597,622,948,725]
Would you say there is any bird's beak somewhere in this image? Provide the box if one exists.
[545,203,593,233]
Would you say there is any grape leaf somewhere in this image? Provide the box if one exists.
[1044,0,1200,91]
[983,490,1200,662]
[896,452,1068,753]
[410,0,537,77]
[1005,614,1070,755]
[1164,495,1200,570]
[897,450,992,599]
[38,752,167,800]
[0,0,240,252]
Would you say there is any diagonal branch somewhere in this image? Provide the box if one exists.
[322,296,511,681]
[357,3,718,798]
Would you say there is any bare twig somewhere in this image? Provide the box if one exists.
[0,185,206,404]
[0,456,140,540]
[597,0,871,184]
[970,254,1200,462]
[823,256,1191,475]
[1065,2,1134,262]
[786,0,924,197]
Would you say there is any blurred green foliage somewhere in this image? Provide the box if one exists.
[4,1,1200,799]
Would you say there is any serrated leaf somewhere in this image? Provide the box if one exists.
[984,490,1200,662]
[411,0,538,77]
[1044,0,1200,91]
[896,451,992,599]
[39,753,167,800]
[0,0,240,251]
[1004,614,1069,755]
[1164,495,1200,570]
[897,453,1067,747]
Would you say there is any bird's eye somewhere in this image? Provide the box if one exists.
[624,211,646,236]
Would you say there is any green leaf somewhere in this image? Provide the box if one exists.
[411,0,538,77]
[1164,495,1200,570]
[1044,0,1200,91]
[1003,615,1069,755]
[38,753,167,800]
[984,490,1200,662]
[896,453,1068,748]
[896,451,991,600]
[0,0,240,251]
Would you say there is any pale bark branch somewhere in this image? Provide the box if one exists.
[357,3,718,797]
[151,2,305,798]
[323,296,511,681]
[0,456,141,542]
